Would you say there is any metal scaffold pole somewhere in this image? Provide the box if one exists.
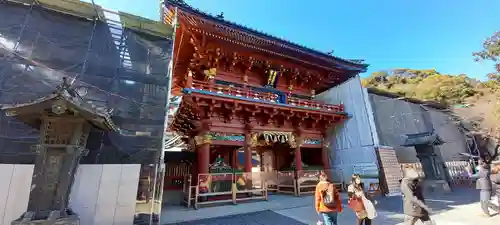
[13,2,35,52]
[150,5,178,225]
[71,19,97,85]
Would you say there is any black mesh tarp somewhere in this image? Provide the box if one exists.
[0,2,173,164]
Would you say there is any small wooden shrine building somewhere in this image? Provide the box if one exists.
[163,0,368,182]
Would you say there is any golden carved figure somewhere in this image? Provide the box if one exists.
[249,131,299,148]
[243,74,248,84]
[204,67,217,80]
[194,134,212,146]
[249,132,260,147]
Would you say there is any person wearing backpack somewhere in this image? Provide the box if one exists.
[315,172,342,225]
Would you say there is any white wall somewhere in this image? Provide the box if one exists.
[0,164,140,225]
[317,76,379,180]
[0,164,33,225]
[70,164,141,225]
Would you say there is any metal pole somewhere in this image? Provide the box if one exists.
[70,19,97,86]
[149,6,178,225]
[13,3,35,52]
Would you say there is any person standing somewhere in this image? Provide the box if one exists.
[490,164,500,207]
[476,159,500,216]
[315,172,342,225]
[347,174,377,225]
[401,168,433,225]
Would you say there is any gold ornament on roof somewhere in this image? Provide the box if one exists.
[195,134,212,146]
[204,68,217,80]
[249,132,260,147]
[51,99,67,115]
[248,131,298,148]
[243,74,248,84]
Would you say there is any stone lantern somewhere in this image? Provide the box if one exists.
[2,78,117,225]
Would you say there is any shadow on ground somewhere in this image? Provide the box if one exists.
[162,188,482,225]
[373,188,480,214]
[165,210,307,225]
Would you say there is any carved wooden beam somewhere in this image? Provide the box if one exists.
[214,47,223,68]
[229,52,239,72]
[189,35,204,57]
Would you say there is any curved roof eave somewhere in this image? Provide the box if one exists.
[164,0,368,72]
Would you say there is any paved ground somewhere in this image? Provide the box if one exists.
[168,210,307,225]
[162,189,500,225]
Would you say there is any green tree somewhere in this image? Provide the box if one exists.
[362,69,475,104]
[361,31,500,159]
[473,31,500,75]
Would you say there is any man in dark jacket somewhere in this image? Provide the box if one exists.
[401,168,433,225]
[476,159,500,216]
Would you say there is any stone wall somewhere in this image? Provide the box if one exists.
[368,93,469,163]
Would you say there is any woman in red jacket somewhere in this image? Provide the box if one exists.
[348,174,376,225]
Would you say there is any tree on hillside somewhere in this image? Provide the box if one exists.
[361,31,500,159]
[362,69,476,104]
[473,31,500,75]
[465,31,500,159]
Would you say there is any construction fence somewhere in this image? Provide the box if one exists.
[0,0,173,165]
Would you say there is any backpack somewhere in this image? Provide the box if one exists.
[321,184,337,208]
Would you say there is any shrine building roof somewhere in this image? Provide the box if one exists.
[1,79,118,132]
[163,0,368,73]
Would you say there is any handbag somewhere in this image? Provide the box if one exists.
[361,195,378,219]
[348,197,364,212]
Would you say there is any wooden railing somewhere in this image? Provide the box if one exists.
[296,170,321,195]
[276,171,297,195]
[184,169,357,209]
[191,80,279,103]
[193,172,267,209]
[189,80,344,112]
[288,97,344,112]
[182,175,196,208]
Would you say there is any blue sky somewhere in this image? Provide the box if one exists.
[86,0,499,80]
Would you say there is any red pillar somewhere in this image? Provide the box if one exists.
[322,144,330,170]
[231,149,238,169]
[259,151,264,171]
[197,143,210,174]
[295,145,303,171]
[244,132,252,173]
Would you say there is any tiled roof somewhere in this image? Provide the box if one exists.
[164,0,368,72]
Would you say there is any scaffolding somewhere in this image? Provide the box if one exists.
[0,0,175,164]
